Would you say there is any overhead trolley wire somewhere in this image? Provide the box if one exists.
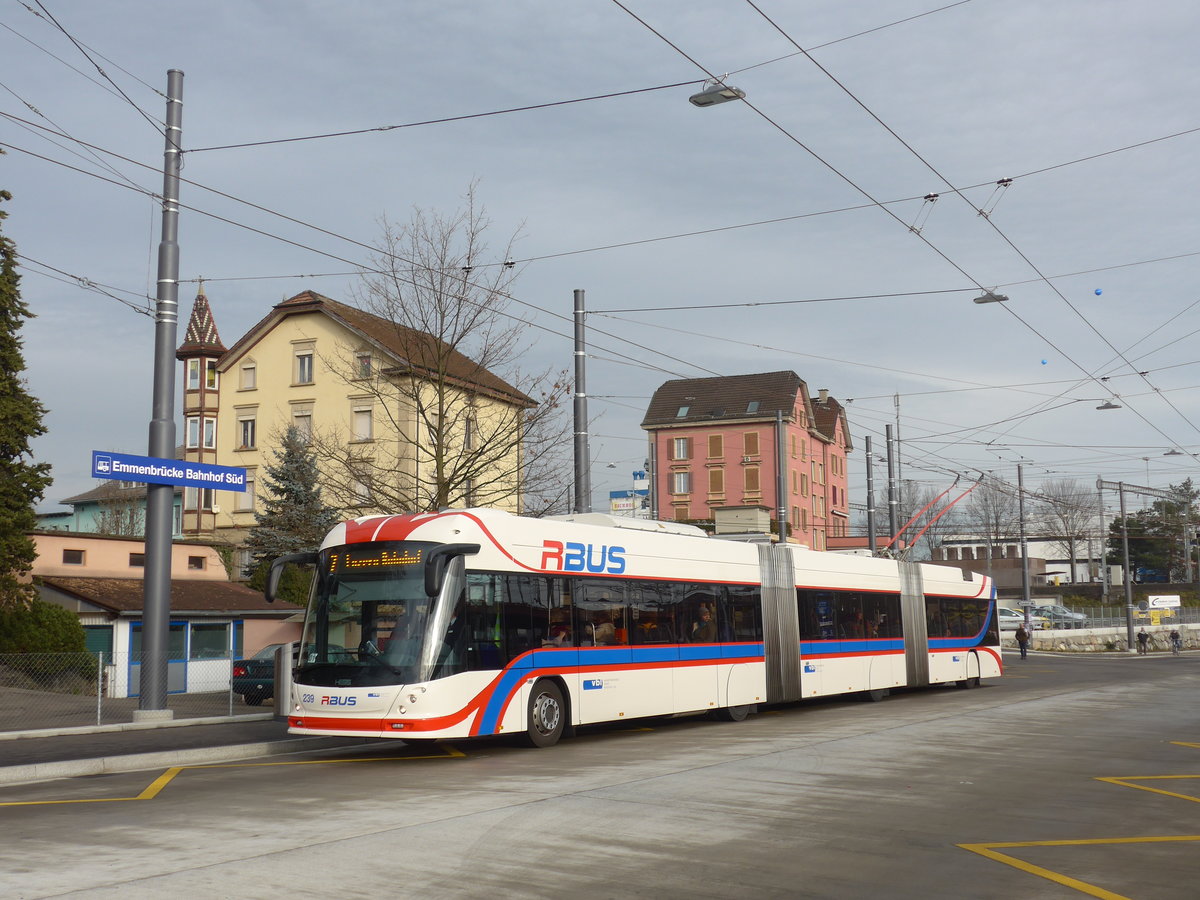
[739,0,1200,449]
[26,1,169,143]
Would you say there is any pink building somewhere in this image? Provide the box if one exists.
[641,371,852,550]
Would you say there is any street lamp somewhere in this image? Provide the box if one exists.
[689,81,746,107]
[1096,399,1122,410]
[972,290,1009,304]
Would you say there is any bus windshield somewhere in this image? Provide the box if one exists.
[297,540,453,688]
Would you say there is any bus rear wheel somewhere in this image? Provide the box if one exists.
[526,680,565,748]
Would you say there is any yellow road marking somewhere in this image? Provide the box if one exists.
[962,741,1200,896]
[0,744,465,808]
[1096,775,1200,803]
[959,836,1200,900]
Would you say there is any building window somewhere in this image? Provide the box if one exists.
[184,486,198,511]
[293,410,313,443]
[238,416,256,450]
[791,470,798,495]
[356,353,373,378]
[672,437,692,460]
[188,555,206,570]
[670,472,692,494]
[185,416,200,449]
[674,507,691,522]
[62,549,84,565]
[676,406,689,418]
[801,508,808,529]
[173,504,182,536]
[746,401,760,414]
[189,622,230,660]
[129,552,145,567]
[236,471,256,512]
[709,468,724,493]
[295,350,314,385]
[708,434,723,458]
[744,467,760,492]
[205,360,218,390]
[744,432,760,456]
[240,362,256,390]
[202,417,216,449]
[792,506,800,526]
[353,407,373,441]
[802,474,809,496]
[790,434,797,457]
[186,359,201,391]
[201,489,214,512]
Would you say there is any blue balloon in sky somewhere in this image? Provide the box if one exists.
[1041,359,1047,365]
[1095,289,1103,295]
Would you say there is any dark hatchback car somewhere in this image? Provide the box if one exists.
[231,643,293,706]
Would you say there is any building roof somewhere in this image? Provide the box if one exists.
[176,291,227,359]
[59,480,181,506]
[641,371,808,428]
[37,576,285,616]
[220,290,535,408]
[812,396,854,451]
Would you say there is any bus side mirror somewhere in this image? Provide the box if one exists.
[424,543,481,597]
[266,552,318,603]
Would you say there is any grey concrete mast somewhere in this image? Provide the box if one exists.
[139,70,184,717]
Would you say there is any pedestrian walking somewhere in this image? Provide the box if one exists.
[1015,623,1029,660]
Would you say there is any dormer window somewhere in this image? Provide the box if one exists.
[746,401,760,413]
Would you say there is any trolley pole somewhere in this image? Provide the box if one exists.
[139,69,184,717]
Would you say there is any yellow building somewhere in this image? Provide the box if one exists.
[177,290,534,560]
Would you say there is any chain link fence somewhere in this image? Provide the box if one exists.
[0,651,273,734]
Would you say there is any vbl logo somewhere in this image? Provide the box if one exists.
[583,679,604,690]
[541,540,626,574]
[320,695,357,706]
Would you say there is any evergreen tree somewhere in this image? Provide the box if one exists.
[243,426,339,603]
[0,187,53,610]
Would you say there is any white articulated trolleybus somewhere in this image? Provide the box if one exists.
[267,508,1001,747]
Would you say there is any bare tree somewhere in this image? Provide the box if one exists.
[311,186,572,516]
[1035,477,1097,582]
[961,476,1021,562]
[92,481,147,537]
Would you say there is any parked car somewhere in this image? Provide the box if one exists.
[1034,604,1089,629]
[998,607,1050,630]
[231,642,346,706]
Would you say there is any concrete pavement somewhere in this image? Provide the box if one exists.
[0,714,377,786]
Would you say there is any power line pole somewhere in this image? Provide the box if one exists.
[572,289,591,513]
[865,436,877,554]
[139,69,184,718]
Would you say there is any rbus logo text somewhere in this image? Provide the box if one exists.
[540,540,626,574]
[320,696,357,706]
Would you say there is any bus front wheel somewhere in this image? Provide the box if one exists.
[526,680,565,748]
[713,704,751,722]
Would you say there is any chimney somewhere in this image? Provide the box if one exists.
[818,389,829,404]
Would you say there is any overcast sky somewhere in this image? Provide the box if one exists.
[5,0,1200,520]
